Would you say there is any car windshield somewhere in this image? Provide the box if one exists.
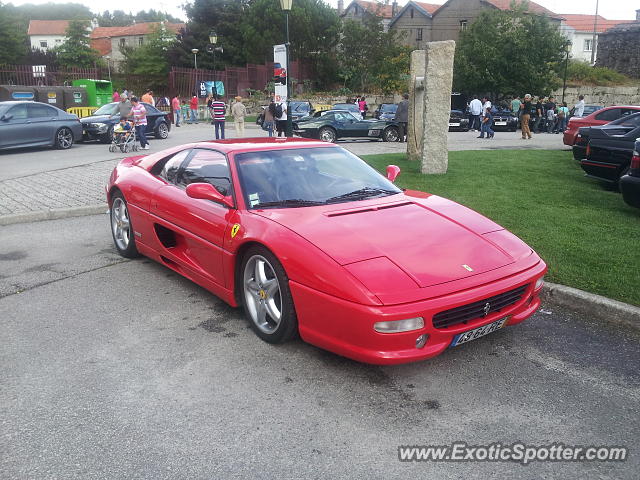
[381,104,398,113]
[333,104,359,112]
[235,146,402,209]
[291,102,310,113]
[92,103,119,116]
[609,112,640,127]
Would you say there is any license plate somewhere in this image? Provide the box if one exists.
[495,121,507,126]
[448,122,460,127]
[450,317,509,347]
[368,130,380,136]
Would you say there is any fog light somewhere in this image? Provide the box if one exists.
[416,334,429,349]
[374,317,424,333]
[534,276,545,291]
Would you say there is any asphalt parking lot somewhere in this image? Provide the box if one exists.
[1,215,639,479]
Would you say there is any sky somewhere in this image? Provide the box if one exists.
[5,0,639,21]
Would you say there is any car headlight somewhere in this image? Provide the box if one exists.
[534,276,545,291]
[90,122,108,133]
[374,317,424,333]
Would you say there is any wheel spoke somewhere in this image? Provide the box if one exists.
[246,279,261,297]
[254,259,268,285]
[263,278,279,297]
[256,301,268,325]
[264,298,281,324]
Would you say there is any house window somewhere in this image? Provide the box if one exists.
[138,36,144,46]
[416,28,423,41]
[55,39,61,43]
[40,40,48,48]
[460,20,468,31]
[584,39,593,51]
[410,8,414,18]
[119,38,126,48]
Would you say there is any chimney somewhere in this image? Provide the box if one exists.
[338,0,344,15]
[392,1,399,17]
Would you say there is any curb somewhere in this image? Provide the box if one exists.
[0,204,107,226]
[542,282,640,330]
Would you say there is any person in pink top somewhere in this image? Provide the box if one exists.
[129,96,149,150]
[358,96,368,119]
[171,95,181,127]
[112,90,120,102]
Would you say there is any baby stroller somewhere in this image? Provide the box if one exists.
[109,122,138,153]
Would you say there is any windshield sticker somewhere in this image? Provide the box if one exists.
[248,193,260,207]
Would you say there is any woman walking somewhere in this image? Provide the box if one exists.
[264,100,276,137]
[129,96,149,150]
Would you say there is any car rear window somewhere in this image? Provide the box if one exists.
[609,112,640,128]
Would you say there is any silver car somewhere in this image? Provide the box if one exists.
[0,101,82,151]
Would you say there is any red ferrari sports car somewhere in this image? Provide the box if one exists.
[107,138,546,365]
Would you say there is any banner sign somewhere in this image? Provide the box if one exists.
[199,81,225,98]
[273,44,288,103]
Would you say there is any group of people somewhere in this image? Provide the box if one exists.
[113,92,150,150]
[468,96,496,139]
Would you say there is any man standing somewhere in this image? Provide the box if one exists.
[189,94,199,124]
[141,90,154,106]
[117,95,131,118]
[533,97,544,133]
[511,96,521,117]
[171,95,181,127]
[231,96,247,137]
[211,95,227,139]
[520,94,533,139]
[545,97,557,133]
[574,95,585,117]
[276,102,287,137]
[395,93,409,142]
[468,95,482,131]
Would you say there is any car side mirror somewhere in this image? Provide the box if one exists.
[186,183,234,208]
[0,114,12,121]
[386,165,401,182]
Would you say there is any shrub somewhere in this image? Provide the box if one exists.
[566,60,630,86]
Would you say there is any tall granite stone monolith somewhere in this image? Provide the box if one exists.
[407,41,456,174]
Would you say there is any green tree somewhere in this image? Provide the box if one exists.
[121,23,177,89]
[453,1,568,96]
[0,2,27,64]
[57,19,102,69]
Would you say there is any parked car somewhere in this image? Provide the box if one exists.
[80,102,170,143]
[490,107,518,132]
[0,100,82,151]
[106,138,546,364]
[374,103,398,121]
[448,110,470,131]
[620,140,640,208]
[577,112,640,185]
[563,105,640,146]
[331,103,363,120]
[256,101,315,126]
[293,110,400,142]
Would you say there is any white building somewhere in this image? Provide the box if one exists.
[27,20,70,51]
[559,14,634,64]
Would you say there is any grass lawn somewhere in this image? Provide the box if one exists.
[362,150,640,306]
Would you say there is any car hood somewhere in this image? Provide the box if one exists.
[81,114,117,124]
[255,197,518,289]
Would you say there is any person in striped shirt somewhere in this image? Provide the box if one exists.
[129,96,149,150]
[211,95,227,140]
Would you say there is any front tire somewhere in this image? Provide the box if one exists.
[155,122,169,139]
[319,127,336,143]
[55,127,74,149]
[240,246,298,344]
[110,192,139,258]
[382,126,400,142]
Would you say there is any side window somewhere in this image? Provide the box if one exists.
[157,149,191,183]
[595,108,621,122]
[621,108,639,118]
[7,104,28,120]
[28,103,56,118]
[179,149,232,196]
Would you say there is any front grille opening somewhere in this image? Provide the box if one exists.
[432,285,528,329]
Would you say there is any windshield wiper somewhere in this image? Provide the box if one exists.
[326,187,399,203]
[252,199,326,208]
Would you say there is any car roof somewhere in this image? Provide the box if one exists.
[0,100,63,110]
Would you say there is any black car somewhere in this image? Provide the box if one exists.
[293,110,400,142]
[80,102,170,143]
[256,101,315,126]
[448,110,470,131]
[620,140,640,208]
[577,112,640,185]
[374,103,398,121]
[490,108,518,132]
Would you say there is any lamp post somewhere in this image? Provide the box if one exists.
[562,42,571,105]
[192,48,199,98]
[279,0,293,137]
[209,30,219,96]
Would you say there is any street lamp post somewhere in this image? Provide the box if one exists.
[279,0,293,137]
[192,48,199,98]
[562,42,571,105]
[209,30,218,97]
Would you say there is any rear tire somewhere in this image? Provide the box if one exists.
[155,122,169,139]
[382,126,400,142]
[55,127,74,149]
[319,127,336,143]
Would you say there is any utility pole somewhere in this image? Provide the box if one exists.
[590,0,599,65]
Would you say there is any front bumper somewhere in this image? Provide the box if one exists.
[292,261,547,365]
[620,174,640,208]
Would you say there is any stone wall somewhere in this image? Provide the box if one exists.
[552,86,640,107]
[596,23,640,79]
